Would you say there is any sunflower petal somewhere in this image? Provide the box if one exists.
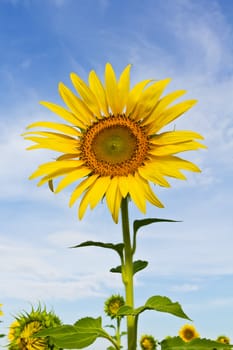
[131,78,171,122]
[59,82,94,125]
[70,72,101,118]
[78,176,111,219]
[128,174,146,213]
[148,99,197,134]
[150,141,206,156]
[26,121,81,137]
[89,70,109,116]
[135,173,164,208]
[126,79,152,116]
[138,166,170,187]
[118,64,132,112]
[106,177,122,223]
[150,130,204,145]
[105,62,119,115]
[55,167,92,193]
[40,101,84,128]
[69,174,99,207]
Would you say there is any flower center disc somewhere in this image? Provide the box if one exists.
[81,116,148,176]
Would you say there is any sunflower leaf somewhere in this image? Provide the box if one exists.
[71,241,124,258]
[133,218,180,236]
[116,296,191,320]
[160,336,233,350]
[35,317,114,349]
[110,260,148,275]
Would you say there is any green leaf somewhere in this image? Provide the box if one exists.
[161,336,233,350]
[110,260,148,275]
[132,260,148,274]
[117,296,191,321]
[133,218,180,236]
[36,317,113,349]
[71,241,124,258]
[110,265,122,273]
[145,296,191,320]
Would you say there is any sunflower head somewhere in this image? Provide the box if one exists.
[140,334,157,350]
[24,63,206,223]
[178,324,199,342]
[8,305,62,350]
[0,304,3,317]
[216,335,230,344]
[104,294,125,318]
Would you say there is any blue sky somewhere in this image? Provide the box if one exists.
[0,0,233,347]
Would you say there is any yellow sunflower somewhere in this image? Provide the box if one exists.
[24,63,205,222]
[16,321,46,350]
[179,324,199,342]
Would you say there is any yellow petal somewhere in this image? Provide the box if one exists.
[70,72,101,118]
[40,101,84,128]
[126,79,151,116]
[135,173,164,208]
[55,167,92,193]
[69,174,99,207]
[105,62,119,115]
[78,176,111,219]
[106,177,122,223]
[131,78,171,122]
[118,176,129,198]
[118,64,132,112]
[152,89,187,116]
[150,141,206,156]
[25,137,78,153]
[59,82,94,125]
[138,166,170,187]
[30,160,83,179]
[128,174,146,213]
[148,99,197,134]
[150,130,204,145]
[88,70,109,116]
[26,121,81,137]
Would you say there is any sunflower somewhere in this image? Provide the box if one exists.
[216,335,230,344]
[140,334,157,350]
[0,304,3,316]
[8,305,62,350]
[178,324,199,342]
[104,294,125,318]
[24,63,205,222]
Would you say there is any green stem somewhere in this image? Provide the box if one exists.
[121,197,137,350]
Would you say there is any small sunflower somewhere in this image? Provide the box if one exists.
[216,335,230,344]
[0,304,3,316]
[140,334,157,350]
[104,294,125,318]
[24,63,205,222]
[178,324,199,342]
[8,305,62,350]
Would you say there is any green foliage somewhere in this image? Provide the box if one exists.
[110,260,148,275]
[133,218,179,236]
[117,296,191,321]
[36,317,119,349]
[71,241,124,259]
[160,336,233,350]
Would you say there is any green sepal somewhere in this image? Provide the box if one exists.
[71,241,124,259]
[160,336,233,350]
[117,295,191,321]
[110,260,148,275]
[48,179,54,192]
[35,317,116,349]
